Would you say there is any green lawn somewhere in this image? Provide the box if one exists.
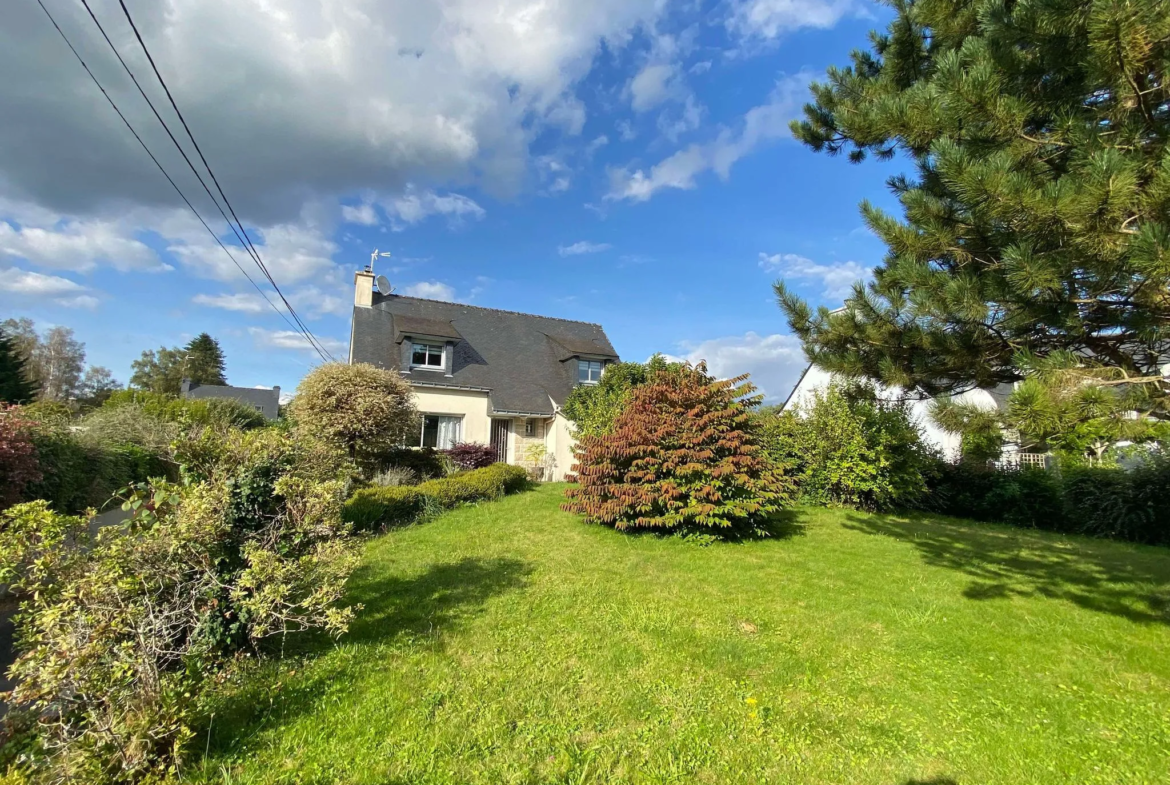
[192,484,1170,785]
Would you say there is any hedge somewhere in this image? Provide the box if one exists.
[343,463,528,530]
[24,431,172,514]
[917,457,1170,546]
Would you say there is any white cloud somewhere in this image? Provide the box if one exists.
[628,63,683,112]
[401,281,457,301]
[341,201,380,226]
[616,120,638,141]
[558,240,612,256]
[382,188,486,231]
[0,217,168,273]
[607,72,814,202]
[193,292,267,313]
[248,327,346,355]
[729,0,867,40]
[759,252,869,300]
[0,267,99,308]
[677,331,808,402]
[657,95,705,142]
[167,216,341,285]
[1,0,673,225]
[586,135,610,156]
[689,60,712,75]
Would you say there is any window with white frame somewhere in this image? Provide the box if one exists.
[411,342,444,369]
[577,359,603,384]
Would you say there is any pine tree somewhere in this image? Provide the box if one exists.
[0,328,38,404]
[183,333,227,386]
[778,0,1170,418]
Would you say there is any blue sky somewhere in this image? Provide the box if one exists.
[0,0,902,402]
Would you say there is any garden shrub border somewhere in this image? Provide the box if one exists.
[343,463,529,530]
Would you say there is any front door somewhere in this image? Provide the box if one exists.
[490,419,510,464]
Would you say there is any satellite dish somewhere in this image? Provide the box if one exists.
[376,275,393,296]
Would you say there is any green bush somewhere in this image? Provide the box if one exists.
[343,463,529,530]
[761,383,935,511]
[375,447,446,480]
[917,455,1170,546]
[343,486,426,530]
[104,389,268,430]
[1,428,360,782]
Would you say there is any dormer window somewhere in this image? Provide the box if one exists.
[411,342,444,369]
[578,359,603,384]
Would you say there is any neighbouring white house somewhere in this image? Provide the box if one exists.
[347,268,619,481]
[780,363,1014,462]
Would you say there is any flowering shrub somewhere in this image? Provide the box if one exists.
[443,442,497,470]
[0,405,41,509]
[563,363,791,536]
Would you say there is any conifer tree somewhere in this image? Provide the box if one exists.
[183,333,227,386]
[0,328,37,404]
[778,0,1170,418]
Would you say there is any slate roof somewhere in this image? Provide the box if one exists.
[350,294,618,416]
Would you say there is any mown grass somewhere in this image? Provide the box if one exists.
[190,484,1170,785]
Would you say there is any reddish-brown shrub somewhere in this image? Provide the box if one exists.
[443,442,498,471]
[563,363,791,535]
[0,405,42,509]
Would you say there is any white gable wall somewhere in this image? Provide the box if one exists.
[782,365,999,461]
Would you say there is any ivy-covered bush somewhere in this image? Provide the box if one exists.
[443,442,497,470]
[0,428,361,782]
[0,406,41,509]
[760,383,936,511]
[343,463,529,530]
[563,363,791,536]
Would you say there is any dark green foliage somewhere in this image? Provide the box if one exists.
[343,486,426,530]
[561,354,684,438]
[376,447,446,480]
[918,455,1170,545]
[0,328,37,404]
[343,463,529,530]
[780,0,1170,413]
[762,383,936,511]
[183,332,228,386]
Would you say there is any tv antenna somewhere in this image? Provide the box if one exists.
[369,248,392,274]
[376,275,393,296]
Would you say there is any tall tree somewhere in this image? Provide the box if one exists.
[32,326,85,402]
[0,327,38,404]
[778,0,1170,417]
[129,347,186,396]
[182,333,227,386]
[77,366,122,407]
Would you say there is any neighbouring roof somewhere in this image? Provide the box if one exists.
[350,294,618,415]
[182,382,280,416]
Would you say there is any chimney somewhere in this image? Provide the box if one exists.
[354,268,375,307]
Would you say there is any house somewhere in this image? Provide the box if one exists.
[347,268,619,480]
[180,379,281,419]
[780,363,1013,461]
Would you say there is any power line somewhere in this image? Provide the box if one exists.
[110,0,336,362]
[33,0,311,352]
[73,0,334,362]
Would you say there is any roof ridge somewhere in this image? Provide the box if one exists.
[382,295,604,329]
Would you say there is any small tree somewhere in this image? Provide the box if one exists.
[130,346,186,395]
[0,406,42,508]
[289,362,418,466]
[563,363,790,535]
[77,366,122,407]
[562,355,684,438]
[183,332,228,385]
[0,328,37,404]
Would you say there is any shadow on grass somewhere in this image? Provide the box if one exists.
[197,556,531,764]
[903,779,958,785]
[843,512,1170,625]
